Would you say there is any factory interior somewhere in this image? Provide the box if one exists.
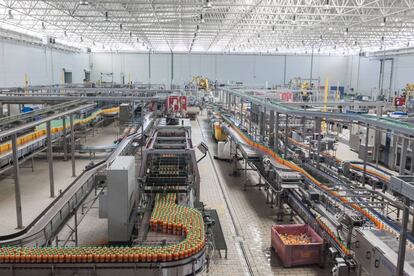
[2,1,414,276]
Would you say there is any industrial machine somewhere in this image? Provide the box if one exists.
[210,87,414,276]
[0,112,211,275]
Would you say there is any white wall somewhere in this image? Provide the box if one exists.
[5,39,414,98]
[347,55,380,96]
[391,54,414,92]
[347,53,414,97]
[90,52,350,89]
[0,39,90,87]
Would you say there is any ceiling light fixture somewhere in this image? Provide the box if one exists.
[7,9,13,20]
[323,0,330,10]
[79,0,89,5]
[204,0,212,9]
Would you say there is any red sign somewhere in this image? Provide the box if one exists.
[280,92,293,102]
[167,96,187,112]
[180,96,187,111]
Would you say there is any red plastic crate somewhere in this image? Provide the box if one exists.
[271,224,324,267]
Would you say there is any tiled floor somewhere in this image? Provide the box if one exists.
[193,112,330,276]
[0,123,119,235]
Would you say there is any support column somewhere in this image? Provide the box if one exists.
[316,118,322,169]
[392,135,399,169]
[410,140,414,174]
[70,114,76,177]
[374,128,381,166]
[239,97,243,128]
[396,197,410,276]
[374,106,382,166]
[263,107,267,138]
[309,119,313,161]
[301,117,306,141]
[269,110,275,149]
[275,112,279,153]
[74,209,78,247]
[259,109,265,141]
[12,134,23,229]
[249,107,252,136]
[363,124,370,186]
[400,138,408,175]
[62,117,68,161]
[284,114,289,158]
[46,121,55,197]
[141,100,144,160]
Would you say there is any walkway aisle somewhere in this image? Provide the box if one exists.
[192,113,330,276]
[192,117,250,276]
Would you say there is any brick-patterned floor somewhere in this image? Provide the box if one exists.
[193,114,330,276]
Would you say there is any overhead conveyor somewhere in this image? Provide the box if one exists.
[222,88,414,137]
[0,87,173,103]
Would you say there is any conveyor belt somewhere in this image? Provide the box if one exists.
[221,124,261,161]
[221,113,414,256]
[219,114,389,255]
[0,113,154,246]
[348,161,392,183]
[224,88,414,137]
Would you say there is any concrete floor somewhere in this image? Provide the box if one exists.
[0,122,119,235]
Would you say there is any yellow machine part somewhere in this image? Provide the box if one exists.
[214,122,227,141]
